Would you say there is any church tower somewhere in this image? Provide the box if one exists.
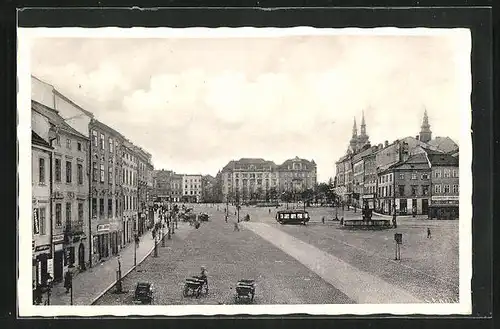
[349,117,359,152]
[357,110,370,149]
[419,109,432,143]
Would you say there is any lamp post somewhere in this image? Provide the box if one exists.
[133,230,138,268]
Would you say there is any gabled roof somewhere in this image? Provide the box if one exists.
[32,131,52,149]
[32,100,88,140]
[279,156,316,169]
[427,136,459,153]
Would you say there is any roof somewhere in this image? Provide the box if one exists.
[388,153,431,171]
[52,89,94,118]
[279,156,316,169]
[32,100,88,140]
[91,118,125,140]
[222,158,278,171]
[32,131,52,149]
[427,137,459,153]
[425,150,459,167]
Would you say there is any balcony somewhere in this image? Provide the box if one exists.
[64,220,85,237]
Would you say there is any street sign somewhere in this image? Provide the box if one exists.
[33,208,40,235]
[47,258,54,277]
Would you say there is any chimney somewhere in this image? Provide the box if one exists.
[384,140,389,147]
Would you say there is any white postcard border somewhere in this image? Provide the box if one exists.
[17,27,472,317]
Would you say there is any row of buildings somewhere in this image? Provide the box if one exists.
[31,76,155,290]
[334,110,460,220]
[152,170,207,204]
[151,156,318,205]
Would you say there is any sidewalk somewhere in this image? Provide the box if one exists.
[49,229,158,305]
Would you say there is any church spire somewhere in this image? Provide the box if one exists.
[419,108,432,143]
[352,117,358,137]
[360,110,366,136]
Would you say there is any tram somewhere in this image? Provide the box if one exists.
[275,210,310,225]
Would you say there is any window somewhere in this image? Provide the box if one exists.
[66,161,72,183]
[434,184,442,194]
[411,185,418,196]
[399,173,404,180]
[91,198,97,218]
[422,185,429,196]
[55,134,61,146]
[435,170,442,178]
[65,202,72,227]
[55,158,61,182]
[55,203,62,227]
[66,138,71,149]
[421,173,429,180]
[39,158,45,184]
[100,164,105,182]
[92,130,98,146]
[77,163,83,184]
[108,167,113,184]
[444,184,450,193]
[77,142,82,151]
[39,207,46,235]
[443,169,451,178]
[100,133,105,150]
[109,138,113,153]
[108,199,112,217]
[99,198,104,216]
[78,203,84,223]
[92,162,98,181]
[398,185,405,197]
[411,172,417,180]
[452,169,459,178]
[453,185,459,194]
[389,174,392,182]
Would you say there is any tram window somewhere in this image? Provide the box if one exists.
[297,213,303,219]
[279,214,284,219]
[284,214,290,219]
[304,213,309,219]
[291,214,296,219]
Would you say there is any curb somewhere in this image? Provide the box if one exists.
[372,211,428,219]
[90,233,165,305]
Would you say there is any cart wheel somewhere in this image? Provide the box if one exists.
[183,286,189,297]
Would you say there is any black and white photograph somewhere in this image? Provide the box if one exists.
[17,27,472,316]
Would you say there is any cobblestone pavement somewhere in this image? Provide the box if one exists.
[49,213,190,305]
[95,204,352,305]
[236,205,460,303]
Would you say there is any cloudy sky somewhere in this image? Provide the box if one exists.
[30,30,470,182]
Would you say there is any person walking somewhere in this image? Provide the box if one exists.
[64,270,72,294]
[321,216,325,224]
[427,228,432,238]
[233,221,240,232]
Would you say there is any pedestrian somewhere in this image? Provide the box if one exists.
[269,209,271,214]
[321,216,325,224]
[225,215,228,223]
[234,211,237,216]
[427,228,431,238]
[64,271,72,294]
[233,222,240,232]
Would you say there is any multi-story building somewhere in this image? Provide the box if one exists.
[89,120,124,262]
[362,150,378,209]
[378,152,432,215]
[32,101,91,283]
[278,157,317,194]
[426,149,459,220]
[31,128,53,289]
[153,169,174,202]
[122,140,138,243]
[220,157,317,203]
[171,174,183,203]
[182,174,202,203]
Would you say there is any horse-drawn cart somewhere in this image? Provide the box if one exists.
[235,279,255,303]
[183,276,208,298]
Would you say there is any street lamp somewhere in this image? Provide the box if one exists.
[134,230,138,268]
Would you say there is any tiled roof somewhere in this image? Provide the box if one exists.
[279,156,316,169]
[32,100,88,139]
[426,151,459,166]
[32,131,52,148]
[427,137,459,153]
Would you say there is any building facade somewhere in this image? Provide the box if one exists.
[122,140,138,244]
[201,175,217,203]
[89,120,124,263]
[220,157,317,203]
[171,174,183,202]
[427,150,459,220]
[33,101,92,283]
[153,169,174,202]
[182,174,202,203]
[31,130,53,289]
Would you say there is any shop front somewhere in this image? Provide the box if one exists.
[52,234,64,282]
[362,194,375,210]
[32,243,51,287]
[429,196,459,220]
